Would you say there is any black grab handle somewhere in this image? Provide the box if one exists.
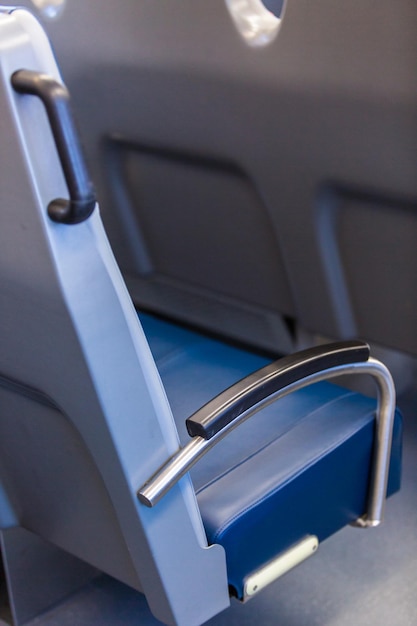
[11,69,96,224]
[186,340,370,439]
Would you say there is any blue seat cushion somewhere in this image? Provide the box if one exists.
[138,312,402,598]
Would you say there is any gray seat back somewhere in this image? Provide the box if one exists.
[0,9,228,625]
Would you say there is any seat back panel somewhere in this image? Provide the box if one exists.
[0,10,229,625]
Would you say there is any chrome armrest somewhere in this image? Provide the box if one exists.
[186,340,369,439]
[138,340,396,529]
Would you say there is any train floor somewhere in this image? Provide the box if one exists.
[1,384,416,626]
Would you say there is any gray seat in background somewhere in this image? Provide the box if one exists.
[15,0,417,355]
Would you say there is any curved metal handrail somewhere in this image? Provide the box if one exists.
[186,340,369,439]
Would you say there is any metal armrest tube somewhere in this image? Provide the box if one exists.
[11,69,96,224]
[138,355,396,530]
[186,340,369,439]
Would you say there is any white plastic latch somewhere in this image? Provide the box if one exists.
[243,535,319,600]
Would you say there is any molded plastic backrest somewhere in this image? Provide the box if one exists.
[0,10,229,625]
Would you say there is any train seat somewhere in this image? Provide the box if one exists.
[0,8,402,626]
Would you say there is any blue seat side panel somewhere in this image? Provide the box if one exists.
[200,412,402,596]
